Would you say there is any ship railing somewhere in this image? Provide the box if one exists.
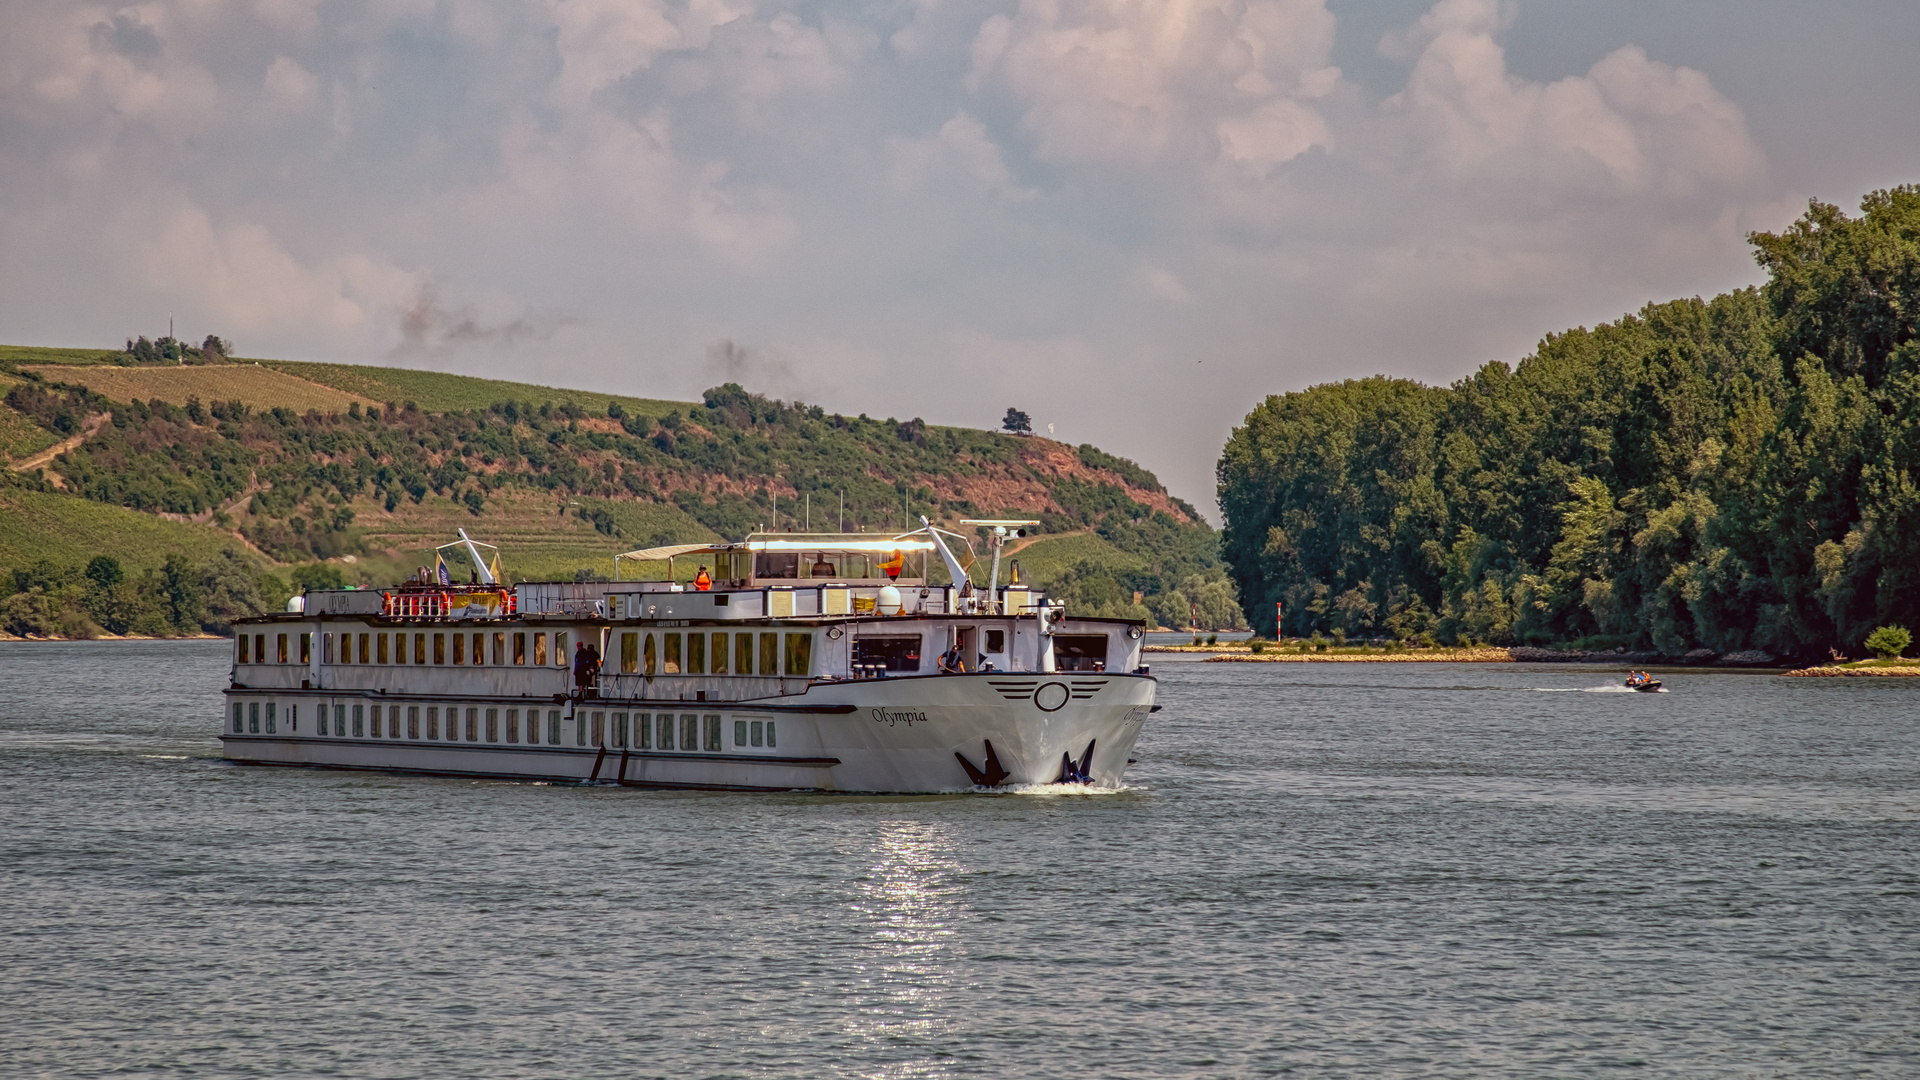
[595,672,812,703]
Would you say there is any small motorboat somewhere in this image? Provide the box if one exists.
[1624,673,1663,692]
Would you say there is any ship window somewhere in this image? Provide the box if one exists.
[331,704,343,737]
[493,632,505,665]
[1054,634,1110,672]
[277,634,289,664]
[710,633,728,674]
[985,629,1005,653]
[549,710,562,746]
[249,702,260,733]
[407,706,419,739]
[755,551,799,578]
[318,634,329,664]
[265,702,277,734]
[386,705,399,738]
[351,704,363,737]
[663,634,681,674]
[687,632,705,674]
[644,633,656,676]
[576,711,588,747]
[703,715,722,752]
[753,721,765,747]
[236,638,247,665]
[766,721,775,748]
[358,633,369,664]
[758,633,778,675]
[554,633,568,664]
[452,634,464,665]
[657,714,673,751]
[506,709,519,743]
[427,706,439,740]
[302,634,312,664]
[535,633,549,666]
[735,719,747,746]
[486,708,498,743]
[736,633,753,675]
[472,632,484,665]
[434,634,446,665]
[513,633,527,665]
[783,633,812,677]
[414,633,427,665]
[377,633,389,664]
[636,713,651,749]
[231,702,243,733]
[465,708,478,742]
[254,634,265,664]
[289,704,297,732]
[676,714,695,751]
[620,633,638,674]
[362,704,375,738]
[611,712,626,747]
[591,712,605,747]
[854,635,921,672]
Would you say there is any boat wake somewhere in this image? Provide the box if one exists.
[1531,684,1660,694]
[1000,781,1132,797]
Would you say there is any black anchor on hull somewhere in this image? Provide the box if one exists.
[1056,739,1095,784]
[955,739,1011,787]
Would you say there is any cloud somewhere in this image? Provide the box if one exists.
[1378,0,1762,198]
[969,0,1340,169]
[887,112,1034,199]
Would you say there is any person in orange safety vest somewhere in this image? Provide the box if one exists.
[693,566,713,591]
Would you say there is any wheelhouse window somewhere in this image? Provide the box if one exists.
[754,551,799,578]
[236,638,247,665]
[854,635,921,673]
[1054,634,1110,672]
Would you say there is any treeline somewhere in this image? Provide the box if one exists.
[1219,187,1920,659]
[0,552,340,639]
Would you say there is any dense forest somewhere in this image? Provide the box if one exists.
[1219,187,1920,660]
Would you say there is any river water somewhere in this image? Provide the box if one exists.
[2,641,1915,1078]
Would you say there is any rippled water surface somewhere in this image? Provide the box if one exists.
[3,641,1917,1077]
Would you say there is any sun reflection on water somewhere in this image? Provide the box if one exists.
[845,820,967,1079]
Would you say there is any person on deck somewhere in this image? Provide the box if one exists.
[573,643,593,691]
[694,566,713,591]
[938,644,966,674]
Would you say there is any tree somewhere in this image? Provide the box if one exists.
[1002,408,1032,435]
[1864,625,1911,660]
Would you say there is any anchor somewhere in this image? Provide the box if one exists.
[1055,739,1095,784]
[954,739,1011,787]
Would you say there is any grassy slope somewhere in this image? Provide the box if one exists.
[21,364,378,413]
[0,488,246,572]
[0,371,59,462]
[256,359,690,417]
[0,345,124,366]
[1002,532,1144,584]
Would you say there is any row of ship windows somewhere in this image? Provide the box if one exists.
[229,702,773,751]
[613,631,809,676]
[237,631,570,667]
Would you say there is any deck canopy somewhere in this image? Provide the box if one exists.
[614,531,952,585]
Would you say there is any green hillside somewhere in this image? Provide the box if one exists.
[3,343,1239,635]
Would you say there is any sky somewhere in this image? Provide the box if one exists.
[4,0,1918,518]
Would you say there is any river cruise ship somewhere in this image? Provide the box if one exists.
[220,524,1155,792]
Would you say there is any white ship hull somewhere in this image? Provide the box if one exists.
[221,672,1154,793]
